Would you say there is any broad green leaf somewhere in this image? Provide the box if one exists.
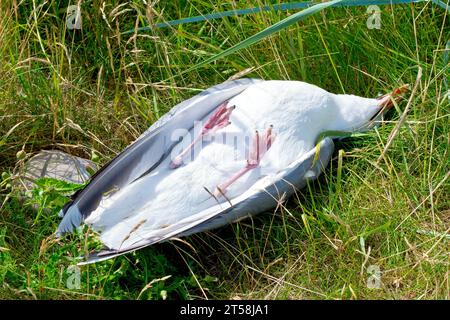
[185,0,343,74]
[316,130,369,144]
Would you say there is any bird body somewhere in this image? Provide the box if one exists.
[83,81,379,251]
[57,79,405,263]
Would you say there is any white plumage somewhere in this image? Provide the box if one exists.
[84,80,381,251]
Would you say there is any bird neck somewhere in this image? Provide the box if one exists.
[326,94,380,133]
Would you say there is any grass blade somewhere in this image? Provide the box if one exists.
[185,0,343,74]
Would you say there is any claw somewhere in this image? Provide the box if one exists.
[170,101,235,169]
[204,104,235,132]
[213,126,275,198]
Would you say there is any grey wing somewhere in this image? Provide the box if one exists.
[57,78,263,236]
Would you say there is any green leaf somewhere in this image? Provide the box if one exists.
[316,130,369,144]
[185,0,343,74]
[33,177,85,193]
[361,221,392,238]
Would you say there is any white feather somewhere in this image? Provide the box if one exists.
[85,80,380,250]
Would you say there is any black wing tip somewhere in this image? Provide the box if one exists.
[56,204,83,237]
[58,200,73,218]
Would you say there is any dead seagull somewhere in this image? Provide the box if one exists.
[57,79,407,264]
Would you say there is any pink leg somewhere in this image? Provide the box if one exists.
[214,126,274,198]
[170,101,235,169]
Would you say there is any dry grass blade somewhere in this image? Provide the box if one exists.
[377,66,423,163]
[183,0,342,74]
[137,275,172,300]
[246,265,327,298]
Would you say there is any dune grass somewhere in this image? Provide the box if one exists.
[0,1,448,299]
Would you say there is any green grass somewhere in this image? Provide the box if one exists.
[0,0,449,299]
